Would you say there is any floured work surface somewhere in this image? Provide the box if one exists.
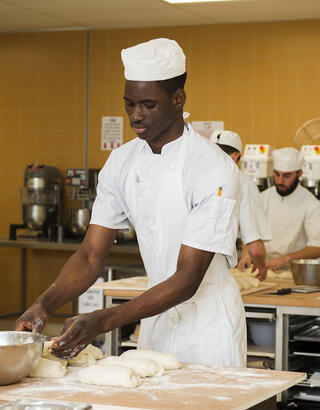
[0,365,305,410]
[92,276,276,298]
[240,282,276,296]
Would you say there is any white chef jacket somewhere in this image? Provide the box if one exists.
[239,171,272,245]
[91,126,241,267]
[261,184,320,261]
[90,125,246,367]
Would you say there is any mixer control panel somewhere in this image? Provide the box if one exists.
[301,145,320,180]
[242,144,274,178]
[66,169,89,189]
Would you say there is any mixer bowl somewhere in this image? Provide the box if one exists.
[0,331,45,385]
[117,223,136,242]
[68,208,90,236]
[23,204,48,230]
[289,259,320,286]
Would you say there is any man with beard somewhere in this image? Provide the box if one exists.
[260,147,320,271]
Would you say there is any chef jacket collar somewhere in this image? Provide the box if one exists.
[139,126,188,155]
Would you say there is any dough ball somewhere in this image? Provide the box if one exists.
[84,343,103,360]
[79,364,140,387]
[67,344,102,367]
[267,269,277,279]
[28,357,67,378]
[236,276,251,290]
[100,355,164,377]
[41,341,67,367]
[121,349,182,370]
[246,276,260,288]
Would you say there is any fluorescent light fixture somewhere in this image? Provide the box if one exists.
[163,0,233,3]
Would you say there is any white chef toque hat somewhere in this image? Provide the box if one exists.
[272,147,303,172]
[210,130,243,153]
[121,38,186,81]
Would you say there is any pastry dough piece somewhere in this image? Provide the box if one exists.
[41,341,67,367]
[79,364,140,387]
[29,357,67,378]
[231,268,256,277]
[266,269,277,279]
[67,344,102,367]
[84,343,103,360]
[42,341,54,356]
[100,355,164,377]
[278,270,293,279]
[246,276,260,288]
[235,277,243,291]
[121,349,182,370]
[236,276,251,290]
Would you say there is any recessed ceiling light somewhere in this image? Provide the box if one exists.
[162,0,233,3]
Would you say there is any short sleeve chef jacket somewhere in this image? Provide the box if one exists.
[90,126,241,266]
[239,171,272,245]
[261,184,320,260]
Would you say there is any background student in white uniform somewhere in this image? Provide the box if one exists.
[211,130,272,280]
[259,147,320,271]
[15,38,246,367]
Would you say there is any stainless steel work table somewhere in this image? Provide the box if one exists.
[0,238,140,318]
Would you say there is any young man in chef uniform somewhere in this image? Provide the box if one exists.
[210,130,272,280]
[15,38,246,367]
[255,147,320,271]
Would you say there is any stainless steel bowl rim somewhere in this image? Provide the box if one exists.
[289,259,320,265]
[0,331,47,346]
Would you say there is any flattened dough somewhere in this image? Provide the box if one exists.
[100,355,164,377]
[121,349,182,370]
[79,364,140,387]
[28,357,67,378]
[68,344,103,367]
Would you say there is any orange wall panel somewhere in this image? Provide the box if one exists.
[1,19,320,314]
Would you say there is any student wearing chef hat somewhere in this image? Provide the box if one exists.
[15,38,246,367]
[211,130,272,281]
[259,147,320,271]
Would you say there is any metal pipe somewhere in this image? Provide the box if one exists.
[84,30,90,171]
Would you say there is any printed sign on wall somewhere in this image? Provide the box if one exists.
[101,116,123,150]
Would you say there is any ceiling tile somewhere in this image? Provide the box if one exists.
[0,0,320,32]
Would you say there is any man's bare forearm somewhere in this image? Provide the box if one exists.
[286,246,320,262]
[35,225,118,315]
[35,249,102,315]
[247,239,266,269]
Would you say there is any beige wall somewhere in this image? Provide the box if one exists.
[0,20,320,313]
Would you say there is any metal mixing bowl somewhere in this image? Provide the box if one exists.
[0,331,45,385]
[67,208,90,236]
[289,259,320,286]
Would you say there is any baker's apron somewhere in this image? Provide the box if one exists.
[124,126,246,367]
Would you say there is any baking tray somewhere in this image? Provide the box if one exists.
[0,400,91,410]
[294,325,320,342]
